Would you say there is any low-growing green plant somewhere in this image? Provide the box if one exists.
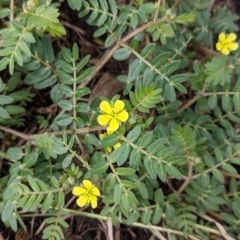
[1,0,240,239]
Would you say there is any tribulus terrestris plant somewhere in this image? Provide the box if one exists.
[1,0,240,239]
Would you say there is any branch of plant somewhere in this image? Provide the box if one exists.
[178,84,208,113]
[196,213,235,240]
[21,207,228,239]
[222,170,240,179]
[192,152,238,180]
[176,162,193,196]
[76,20,154,91]
[0,125,105,145]
[10,0,14,21]
[63,209,201,240]
[153,0,161,24]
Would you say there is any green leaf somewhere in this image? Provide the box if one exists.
[0,107,10,118]
[90,161,109,174]
[75,102,90,112]
[204,56,232,86]
[0,57,9,71]
[55,114,72,126]
[117,143,131,166]
[130,148,142,169]
[121,193,130,211]
[22,32,35,43]
[100,134,119,147]
[76,67,94,84]
[165,164,182,179]
[121,180,138,189]
[0,8,10,18]
[128,58,144,81]
[24,67,51,85]
[232,202,240,219]
[72,43,79,61]
[5,105,25,115]
[165,83,176,102]
[140,43,156,58]
[222,163,237,174]
[126,125,141,142]
[62,154,73,168]
[114,184,122,204]
[146,138,165,155]
[103,173,116,193]
[75,87,91,98]
[233,95,240,114]
[151,207,162,224]
[58,100,73,111]
[212,169,224,183]
[67,0,82,10]
[155,161,167,182]
[222,94,232,112]
[76,55,90,72]
[138,182,149,199]
[137,131,153,148]
[109,0,117,15]
[115,167,135,176]
[7,147,23,160]
[27,176,40,192]
[113,48,131,61]
[151,52,170,67]
[2,200,14,222]
[24,152,38,168]
[130,84,162,112]
[139,3,156,13]
[144,156,157,179]
[41,193,54,213]
[42,35,54,63]
[85,134,99,146]
[142,209,152,224]
[0,95,13,104]
[208,95,217,109]
[154,188,164,205]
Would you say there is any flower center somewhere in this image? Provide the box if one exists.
[222,41,231,49]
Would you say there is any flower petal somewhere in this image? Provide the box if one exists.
[113,142,121,150]
[72,187,87,196]
[108,117,119,132]
[107,146,112,152]
[107,129,114,135]
[91,187,100,196]
[229,42,239,51]
[221,46,230,55]
[100,101,112,114]
[76,195,89,207]
[216,42,223,51]
[226,33,237,42]
[116,111,129,122]
[99,133,106,140]
[82,180,93,191]
[219,33,226,42]
[89,195,98,209]
[98,115,112,126]
[113,100,125,113]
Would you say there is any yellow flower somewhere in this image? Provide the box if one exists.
[99,129,121,152]
[216,33,239,55]
[97,100,129,132]
[72,180,100,209]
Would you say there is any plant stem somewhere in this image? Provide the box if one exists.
[0,125,105,145]
[176,162,193,196]
[63,209,201,240]
[10,0,14,21]
[192,153,237,179]
[178,84,207,113]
